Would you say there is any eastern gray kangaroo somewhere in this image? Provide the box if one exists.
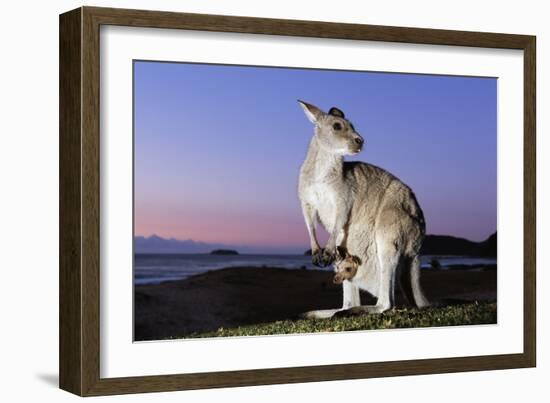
[332,252,361,285]
[297,100,429,318]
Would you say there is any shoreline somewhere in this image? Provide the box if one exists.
[135,265,496,341]
[134,256,497,286]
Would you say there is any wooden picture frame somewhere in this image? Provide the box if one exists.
[59,6,536,396]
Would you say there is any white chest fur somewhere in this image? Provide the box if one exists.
[302,182,337,232]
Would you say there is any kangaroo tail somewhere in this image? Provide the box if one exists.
[410,255,430,308]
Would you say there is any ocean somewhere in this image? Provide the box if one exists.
[134,253,497,285]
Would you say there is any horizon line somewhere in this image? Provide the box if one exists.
[134,230,497,245]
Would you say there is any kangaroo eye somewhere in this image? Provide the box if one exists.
[333,122,342,131]
[345,267,352,272]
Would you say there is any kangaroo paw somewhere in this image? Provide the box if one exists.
[320,248,337,266]
[311,249,325,267]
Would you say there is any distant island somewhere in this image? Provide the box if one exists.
[210,249,239,255]
[304,232,497,257]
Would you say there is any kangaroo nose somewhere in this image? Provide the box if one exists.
[354,137,364,146]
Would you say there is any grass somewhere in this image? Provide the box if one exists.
[182,302,496,339]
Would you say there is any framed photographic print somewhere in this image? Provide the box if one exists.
[59,6,536,396]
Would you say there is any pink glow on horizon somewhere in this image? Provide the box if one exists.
[133,62,497,250]
[134,205,329,248]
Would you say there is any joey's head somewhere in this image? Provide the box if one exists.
[333,252,361,284]
[298,100,364,156]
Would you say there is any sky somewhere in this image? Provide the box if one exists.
[134,61,497,254]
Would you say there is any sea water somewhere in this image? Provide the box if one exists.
[134,254,496,285]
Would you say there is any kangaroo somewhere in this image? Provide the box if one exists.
[297,100,429,318]
[333,252,361,285]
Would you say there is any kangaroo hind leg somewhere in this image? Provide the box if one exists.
[302,280,360,319]
[335,241,399,316]
[342,280,361,309]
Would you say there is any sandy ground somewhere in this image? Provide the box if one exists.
[134,266,496,341]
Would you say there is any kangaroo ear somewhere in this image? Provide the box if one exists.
[298,100,323,124]
[351,255,362,266]
[328,107,345,118]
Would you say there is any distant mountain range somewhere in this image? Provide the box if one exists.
[134,235,303,255]
[134,235,229,254]
[135,232,497,257]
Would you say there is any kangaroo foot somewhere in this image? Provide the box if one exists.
[333,306,364,318]
[300,308,341,319]
[334,304,391,317]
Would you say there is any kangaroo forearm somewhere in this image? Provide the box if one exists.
[309,232,321,250]
[301,203,321,251]
[326,210,349,249]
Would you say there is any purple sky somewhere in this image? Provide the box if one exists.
[134,61,497,254]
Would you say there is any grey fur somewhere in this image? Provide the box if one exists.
[297,101,429,317]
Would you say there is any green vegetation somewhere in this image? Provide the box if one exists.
[178,302,496,339]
